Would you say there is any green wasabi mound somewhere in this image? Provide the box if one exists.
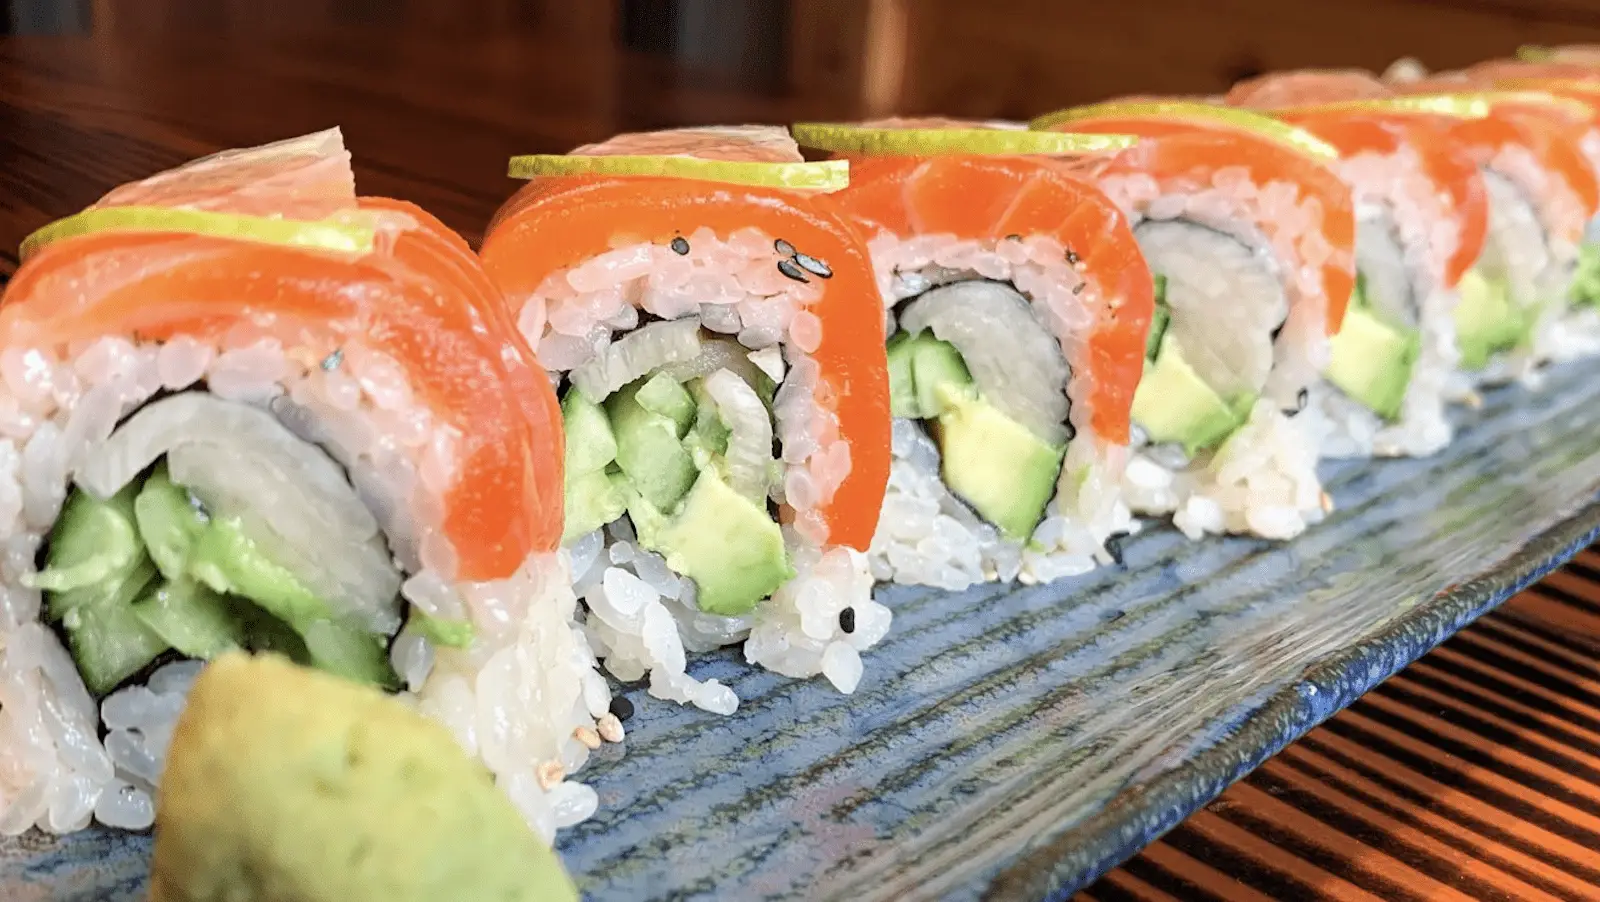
[148,652,579,902]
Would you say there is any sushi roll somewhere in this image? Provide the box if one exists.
[1224,79,1492,457]
[1377,69,1600,376]
[478,126,894,704]
[1031,102,1356,541]
[0,130,611,840]
[790,122,1152,589]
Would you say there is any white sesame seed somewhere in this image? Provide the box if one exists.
[536,760,566,790]
[574,726,602,750]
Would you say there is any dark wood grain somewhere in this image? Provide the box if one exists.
[3,19,1600,900]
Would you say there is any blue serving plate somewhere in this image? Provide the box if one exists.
[8,361,1600,901]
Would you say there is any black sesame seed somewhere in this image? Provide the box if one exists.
[838,607,856,634]
[774,238,797,257]
[1072,282,1086,295]
[1005,233,1022,242]
[1104,530,1131,567]
[1297,388,1309,410]
[1065,248,1081,264]
[321,348,344,371]
[608,696,635,722]
[669,237,690,255]
[794,252,833,278]
[777,258,810,283]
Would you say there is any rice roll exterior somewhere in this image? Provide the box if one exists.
[0,130,611,840]
[479,127,893,703]
[1033,103,1356,540]
[1223,81,1492,458]
[792,126,1153,589]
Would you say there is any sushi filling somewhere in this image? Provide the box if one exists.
[530,228,888,707]
[864,234,1131,590]
[0,336,611,839]
[1116,213,1324,541]
[1455,169,1551,374]
[36,393,403,698]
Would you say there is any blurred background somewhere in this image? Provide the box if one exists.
[5,0,1600,243]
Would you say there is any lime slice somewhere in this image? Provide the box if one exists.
[1030,101,1341,161]
[790,123,1137,156]
[1480,89,1598,118]
[506,154,848,192]
[1517,45,1557,62]
[20,206,376,261]
[1273,94,1494,119]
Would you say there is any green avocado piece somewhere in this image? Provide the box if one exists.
[562,467,628,544]
[608,379,698,512]
[885,330,975,419]
[933,386,1065,541]
[1325,304,1419,421]
[635,469,794,617]
[148,652,579,902]
[132,579,245,661]
[681,384,732,467]
[1130,335,1246,455]
[1573,242,1600,308]
[35,485,170,695]
[633,371,696,437]
[1454,267,1529,371]
[561,389,618,476]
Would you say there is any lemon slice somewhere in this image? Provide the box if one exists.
[1479,89,1598,118]
[20,206,376,261]
[506,154,848,192]
[790,123,1136,156]
[1030,101,1341,161]
[1273,94,1495,119]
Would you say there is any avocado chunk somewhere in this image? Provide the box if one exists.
[886,329,976,419]
[562,467,628,544]
[607,378,698,512]
[933,386,1065,541]
[1325,304,1419,421]
[681,383,732,466]
[635,469,794,617]
[633,371,696,436]
[149,652,579,902]
[34,484,169,694]
[1454,268,1529,371]
[1130,335,1246,455]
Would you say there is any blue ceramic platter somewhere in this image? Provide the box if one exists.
[8,361,1600,901]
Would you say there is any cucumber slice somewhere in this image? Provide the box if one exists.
[299,619,400,690]
[507,154,848,192]
[62,559,169,696]
[132,579,245,660]
[21,206,375,262]
[409,611,475,649]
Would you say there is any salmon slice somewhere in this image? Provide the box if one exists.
[1042,109,1357,336]
[480,164,891,552]
[836,154,1153,443]
[1,134,565,580]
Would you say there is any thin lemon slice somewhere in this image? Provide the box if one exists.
[1478,89,1598,118]
[790,123,1136,156]
[1031,101,1341,161]
[1274,94,1495,119]
[506,154,848,192]
[21,206,376,261]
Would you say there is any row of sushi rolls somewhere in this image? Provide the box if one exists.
[2,45,1600,897]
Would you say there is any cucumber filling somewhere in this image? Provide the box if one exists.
[33,393,405,696]
[560,330,794,618]
[885,280,1070,543]
[1572,241,1600,309]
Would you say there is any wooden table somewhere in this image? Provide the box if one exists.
[3,27,1599,902]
